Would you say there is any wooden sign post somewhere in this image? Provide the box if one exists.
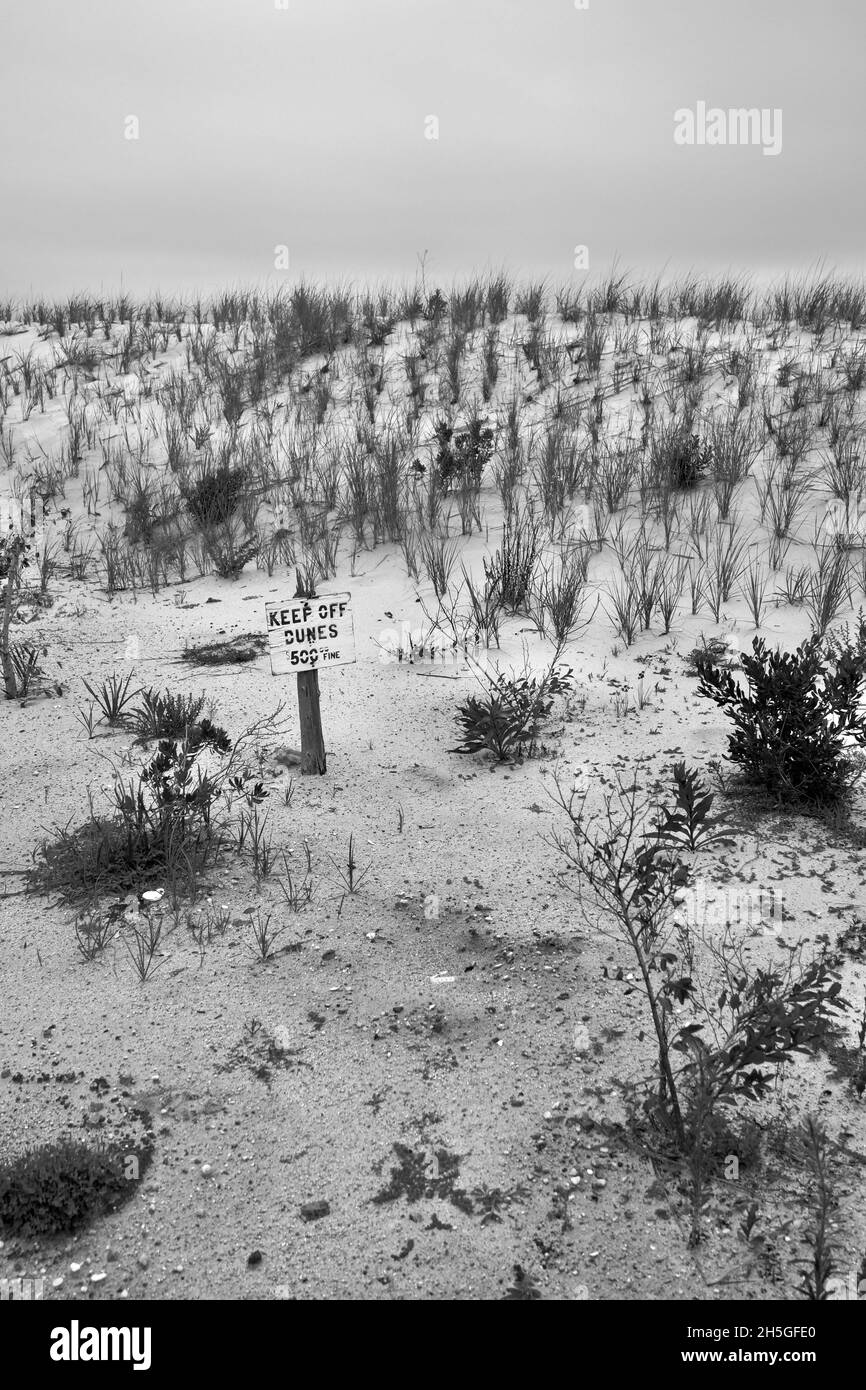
[296,666,326,775]
[264,577,356,775]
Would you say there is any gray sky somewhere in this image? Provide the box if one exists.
[2,0,863,297]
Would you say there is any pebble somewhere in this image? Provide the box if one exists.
[91,1272,107,1284]
[300,1199,330,1222]
[201,1163,213,1178]
[70,1262,82,1273]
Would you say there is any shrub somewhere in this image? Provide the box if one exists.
[825,608,866,664]
[696,635,866,804]
[423,289,447,323]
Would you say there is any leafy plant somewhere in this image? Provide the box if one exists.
[656,762,735,852]
[503,1264,543,1301]
[650,422,712,490]
[432,416,494,492]
[452,658,573,762]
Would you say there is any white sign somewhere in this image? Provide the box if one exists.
[265,592,355,674]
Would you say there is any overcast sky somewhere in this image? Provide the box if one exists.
[2,0,863,297]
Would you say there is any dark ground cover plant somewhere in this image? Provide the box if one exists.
[696,634,866,805]
[0,1122,153,1238]
[2,531,33,698]
[181,634,267,665]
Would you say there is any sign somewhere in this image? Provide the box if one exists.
[265,592,355,675]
